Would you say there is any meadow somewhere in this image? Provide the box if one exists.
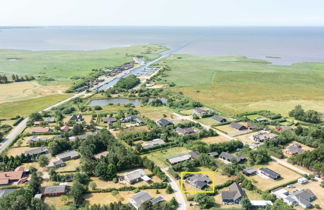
[0,45,167,81]
[159,55,324,115]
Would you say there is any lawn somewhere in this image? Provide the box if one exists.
[56,159,80,172]
[84,189,174,206]
[6,146,37,157]
[159,54,324,115]
[0,94,72,119]
[136,106,176,121]
[143,147,190,168]
[0,45,167,82]
[246,161,301,191]
[201,136,230,144]
[44,196,71,209]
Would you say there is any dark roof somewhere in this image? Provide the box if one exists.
[259,168,280,179]
[103,117,117,124]
[156,119,173,127]
[212,115,226,122]
[186,174,211,189]
[24,147,47,156]
[230,122,247,130]
[221,182,244,201]
[69,114,83,122]
[219,152,245,163]
[44,185,66,194]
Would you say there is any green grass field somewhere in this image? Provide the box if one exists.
[0,45,167,82]
[0,94,72,119]
[158,55,324,115]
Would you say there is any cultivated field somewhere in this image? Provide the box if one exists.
[0,94,72,119]
[160,55,324,115]
[0,81,68,104]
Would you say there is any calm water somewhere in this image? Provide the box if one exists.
[89,97,168,106]
[1,26,324,65]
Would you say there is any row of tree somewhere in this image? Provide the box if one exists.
[0,74,35,84]
[289,105,322,123]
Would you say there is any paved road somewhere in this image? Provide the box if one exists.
[271,156,310,176]
[162,167,187,210]
[0,118,29,154]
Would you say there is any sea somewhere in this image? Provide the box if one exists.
[1,26,324,65]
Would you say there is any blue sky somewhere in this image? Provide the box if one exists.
[1,0,324,26]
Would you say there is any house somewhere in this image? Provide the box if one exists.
[43,185,67,197]
[123,169,151,184]
[31,127,51,134]
[219,152,245,163]
[0,188,16,198]
[189,151,200,159]
[167,154,191,165]
[68,132,97,141]
[247,123,258,130]
[156,119,173,127]
[230,122,247,131]
[0,169,24,185]
[259,168,281,180]
[60,125,71,132]
[69,114,83,122]
[103,117,117,125]
[151,196,165,205]
[193,107,213,117]
[93,151,109,159]
[48,159,66,168]
[142,139,165,149]
[271,187,289,200]
[24,147,47,156]
[27,136,48,144]
[297,177,308,185]
[185,174,211,189]
[129,191,153,209]
[251,131,277,143]
[285,143,305,155]
[221,182,245,205]
[44,117,55,123]
[176,127,196,135]
[250,200,273,208]
[254,117,267,123]
[56,150,80,161]
[212,115,227,123]
[243,168,257,176]
[208,152,219,157]
[275,126,292,131]
[121,115,144,125]
[289,189,316,208]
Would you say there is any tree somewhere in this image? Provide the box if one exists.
[70,181,86,207]
[89,182,97,190]
[193,194,215,209]
[37,155,49,167]
[241,197,252,210]
[166,184,174,194]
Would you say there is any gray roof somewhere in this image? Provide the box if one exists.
[167,154,191,164]
[194,108,210,114]
[156,119,173,127]
[130,191,152,209]
[44,185,66,194]
[286,144,305,155]
[293,189,316,202]
[230,122,246,130]
[142,139,165,149]
[219,152,245,163]
[69,114,83,122]
[259,168,280,179]
[28,136,48,143]
[186,174,211,189]
[24,147,47,156]
[151,196,164,204]
[255,117,267,122]
[212,115,226,122]
[56,150,80,160]
[44,117,55,123]
[176,127,195,135]
[124,169,147,182]
[103,117,117,124]
[208,152,219,157]
[243,168,257,175]
[69,132,97,141]
[221,182,244,201]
